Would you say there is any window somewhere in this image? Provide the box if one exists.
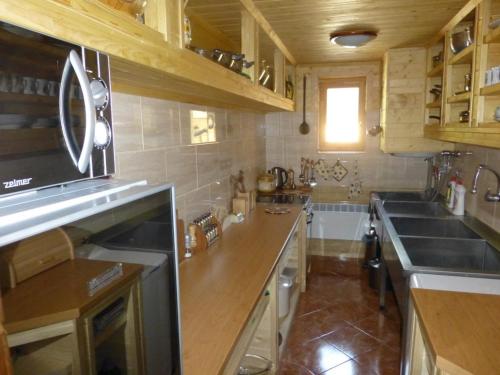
[190,110,216,144]
[318,77,366,152]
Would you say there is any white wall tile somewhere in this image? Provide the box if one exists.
[111,93,143,152]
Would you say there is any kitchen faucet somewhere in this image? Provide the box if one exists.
[425,150,472,200]
[471,164,500,202]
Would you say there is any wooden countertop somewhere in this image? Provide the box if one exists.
[3,258,143,334]
[180,205,302,375]
[411,288,500,375]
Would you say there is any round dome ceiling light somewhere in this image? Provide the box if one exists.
[329,31,377,48]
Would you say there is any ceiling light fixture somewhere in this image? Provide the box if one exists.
[329,31,377,48]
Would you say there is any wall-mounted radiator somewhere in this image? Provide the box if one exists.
[312,203,369,241]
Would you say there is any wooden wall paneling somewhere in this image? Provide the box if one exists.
[241,9,259,83]
[239,0,296,65]
[144,0,168,39]
[189,0,468,64]
[170,0,185,48]
[381,48,454,153]
[67,0,164,43]
[185,9,239,51]
[145,0,184,47]
[273,49,285,96]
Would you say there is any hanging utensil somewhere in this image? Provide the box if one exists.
[299,75,310,135]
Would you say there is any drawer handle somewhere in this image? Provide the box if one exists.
[38,255,59,265]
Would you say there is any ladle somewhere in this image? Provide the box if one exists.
[299,75,310,135]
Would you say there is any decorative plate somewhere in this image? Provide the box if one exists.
[331,160,348,182]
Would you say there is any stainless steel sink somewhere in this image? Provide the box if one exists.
[390,217,480,239]
[373,193,500,321]
[382,201,451,217]
[375,191,431,202]
[400,237,500,272]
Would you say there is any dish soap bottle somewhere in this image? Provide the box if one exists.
[446,175,457,209]
[452,181,466,216]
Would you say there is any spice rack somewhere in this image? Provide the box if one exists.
[188,213,222,253]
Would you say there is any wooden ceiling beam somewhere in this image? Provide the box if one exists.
[239,0,297,65]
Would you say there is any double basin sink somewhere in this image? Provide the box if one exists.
[372,192,500,315]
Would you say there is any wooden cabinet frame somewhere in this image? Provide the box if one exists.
[424,0,500,148]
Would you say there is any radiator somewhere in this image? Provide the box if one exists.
[311,203,369,240]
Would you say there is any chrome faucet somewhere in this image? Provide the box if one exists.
[471,164,500,202]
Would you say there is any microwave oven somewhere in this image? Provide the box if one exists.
[0,21,114,196]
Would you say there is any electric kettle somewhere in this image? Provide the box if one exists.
[271,167,288,189]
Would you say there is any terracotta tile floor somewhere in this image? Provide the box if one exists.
[278,255,402,375]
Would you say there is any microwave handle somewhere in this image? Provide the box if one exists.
[59,50,96,174]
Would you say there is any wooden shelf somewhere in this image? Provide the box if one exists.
[426,101,442,108]
[478,122,500,128]
[425,125,500,148]
[427,63,444,77]
[444,122,470,127]
[94,314,127,348]
[484,26,500,44]
[447,92,471,103]
[480,83,500,96]
[448,44,475,65]
[1,0,294,113]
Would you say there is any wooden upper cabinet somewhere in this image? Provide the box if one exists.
[380,48,453,153]
[424,0,500,148]
[0,0,293,113]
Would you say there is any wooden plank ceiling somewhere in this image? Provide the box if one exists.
[186,0,469,64]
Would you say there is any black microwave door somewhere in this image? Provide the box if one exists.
[0,22,91,194]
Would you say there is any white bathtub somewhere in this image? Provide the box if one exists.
[311,203,370,240]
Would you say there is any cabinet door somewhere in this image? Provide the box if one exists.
[381,48,453,153]
[407,299,438,375]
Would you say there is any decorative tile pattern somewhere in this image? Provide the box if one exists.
[278,254,402,375]
[332,160,349,182]
[348,160,362,200]
[316,159,332,181]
